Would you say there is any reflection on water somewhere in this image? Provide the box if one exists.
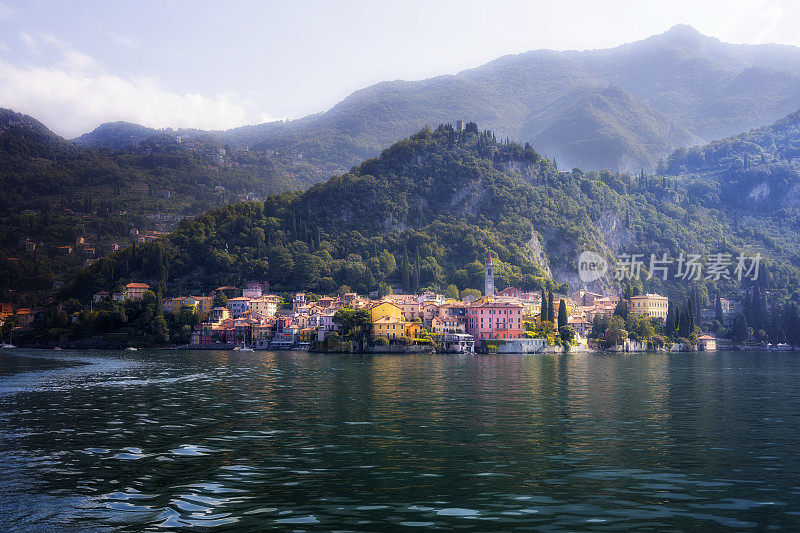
[1,349,799,530]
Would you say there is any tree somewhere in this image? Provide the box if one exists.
[613,300,628,320]
[733,312,750,343]
[540,289,547,323]
[213,291,228,308]
[332,307,371,349]
[153,315,169,344]
[444,284,460,300]
[715,293,724,324]
[461,288,481,300]
[590,315,609,339]
[605,316,627,346]
[377,282,392,298]
[686,297,695,334]
[665,299,677,336]
[547,292,554,323]
[401,245,410,293]
[559,324,575,345]
[413,247,421,293]
[557,299,567,329]
[139,290,158,328]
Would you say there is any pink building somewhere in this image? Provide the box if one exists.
[496,287,523,298]
[466,302,524,340]
[124,282,150,301]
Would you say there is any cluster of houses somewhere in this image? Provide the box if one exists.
[130,228,166,244]
[165,284,657,352]
[0,254,720,351]
[151,255,679,352]
[16,234,117,268]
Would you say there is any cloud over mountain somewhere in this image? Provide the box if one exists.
[0,33,276,137]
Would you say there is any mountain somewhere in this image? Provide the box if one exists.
[72,25,800,174]
[0,108,321,298]
[0,108,75,158]
[530,86,700,171]
[72,121,160,149]
[664,108,800,280]
[63,123,794,315]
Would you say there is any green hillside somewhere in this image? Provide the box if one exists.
[0,108,320,303]
[62,123,791,312]
[664,108,800,281]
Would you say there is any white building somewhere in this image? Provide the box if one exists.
[227,297,251,318]
[248,295,279,318]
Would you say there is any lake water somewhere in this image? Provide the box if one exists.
[1,349,799,530]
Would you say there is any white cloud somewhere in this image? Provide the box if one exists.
[0,2,13,20]
[109,32,136,48]
[0,35,279,137]
[19,31,38,54]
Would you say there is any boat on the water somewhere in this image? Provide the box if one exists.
[125,347,138,351]
[239,347,254,352]
[0,344,16,349]
[53,347,62,351]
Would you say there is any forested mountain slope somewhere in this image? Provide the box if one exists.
[0,108,319,301]
[664,108,800,287]
[63,124,793,310]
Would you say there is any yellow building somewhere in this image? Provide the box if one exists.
[369,302,404,323]
[370,301,420,340]
[373,316,406,340]
[405,322,422,338]
[192,296,214,320]
[163,297,183,315]
[628,293,668,319]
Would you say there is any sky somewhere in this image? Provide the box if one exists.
[1,0,800,138]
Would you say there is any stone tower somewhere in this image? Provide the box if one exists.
[485,250,495,297]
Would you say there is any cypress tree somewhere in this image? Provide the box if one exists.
[715,293,724,324]
[547,292,554,323]
[733,312,749,343]
[402,245,410,294]
[558,299,568,329]
[540,289,547,323]
[750,286,762,329]
[678,304,687,337]
[413,247,421,293]
[666,299,676,335]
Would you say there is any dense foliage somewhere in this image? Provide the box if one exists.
[0,109,321,306]
[664,108,800,336]
[59,123,788,318]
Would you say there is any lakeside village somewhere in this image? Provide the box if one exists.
[2,253,732,353]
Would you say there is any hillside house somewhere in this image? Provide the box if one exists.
[124,282,150,301]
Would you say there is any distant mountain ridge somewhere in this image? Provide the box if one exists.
[72,121,163,149]
[71,25,800,173]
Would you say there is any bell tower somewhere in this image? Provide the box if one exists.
[485,250,495,297]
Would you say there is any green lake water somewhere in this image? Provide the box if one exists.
[1,348,799,530]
